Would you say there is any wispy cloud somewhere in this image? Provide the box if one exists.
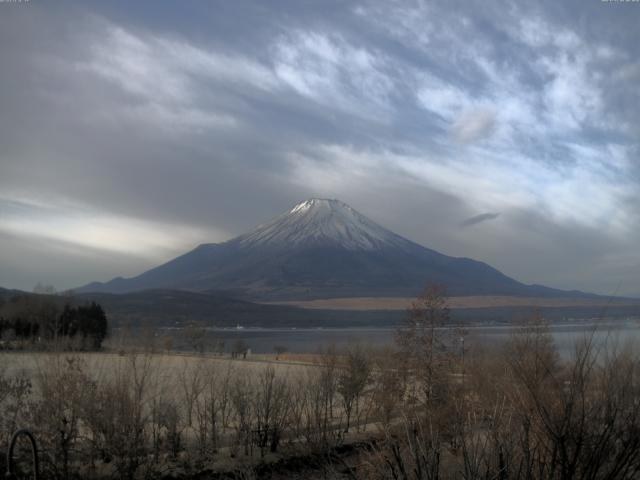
[0,0,639,295]
[0,196,225,260]
[451,109,496,143]
[273,30,395,118]
[461,212,501,227]
[79,22,279,132]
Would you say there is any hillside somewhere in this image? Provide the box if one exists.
[75,289,640,327]
[75,289,401,327]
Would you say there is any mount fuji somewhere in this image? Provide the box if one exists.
[78,199,590,300]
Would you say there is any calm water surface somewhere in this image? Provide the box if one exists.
[158,320,640,357]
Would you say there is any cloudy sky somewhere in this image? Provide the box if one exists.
[1,0,639,296]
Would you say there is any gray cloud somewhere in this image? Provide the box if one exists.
[0,0,639,296]
[461,212,501,227]
[452,110,497,144]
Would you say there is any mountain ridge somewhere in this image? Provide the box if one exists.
[77,198,600,300]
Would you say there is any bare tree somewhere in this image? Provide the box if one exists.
[180,359,205,428]
[84,354,154,480]
[302,350,343,449]
[230,374,254,457]
[152,399,183,460]
[192,360,234,459]
[253,365,291,455]
[32,355,94,480]
[232,339,249,359]
[274,345,287,360]
[183,321,207,354]
[396,284,454,409]
[0,366,32,475]
[207,361,233,453]
[338,345,371,432]
[371,347,408,428]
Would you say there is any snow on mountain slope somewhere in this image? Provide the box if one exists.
[234,198,411,251]
[76,198,597,300]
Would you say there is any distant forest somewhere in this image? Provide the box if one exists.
[0,294,108,349]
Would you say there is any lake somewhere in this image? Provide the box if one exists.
[150,319,640,358]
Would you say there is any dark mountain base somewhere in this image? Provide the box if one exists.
[79,289,640,328]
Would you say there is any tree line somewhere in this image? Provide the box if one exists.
[0,294,108,350]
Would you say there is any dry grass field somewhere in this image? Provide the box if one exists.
[1,350,315,396]
[0,348,382,478]
[266,295,640,310]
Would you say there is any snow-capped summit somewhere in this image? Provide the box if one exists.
[77,198,580,300]
[235,198,408,251]
[288,198,351,214]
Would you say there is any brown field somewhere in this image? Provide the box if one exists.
[265,295,640,311]
[0,351,314,385]
[0,350,367,478]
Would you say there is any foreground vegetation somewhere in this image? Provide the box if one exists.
[1,286,639,479]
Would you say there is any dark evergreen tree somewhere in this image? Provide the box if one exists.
[0,297,108,349]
